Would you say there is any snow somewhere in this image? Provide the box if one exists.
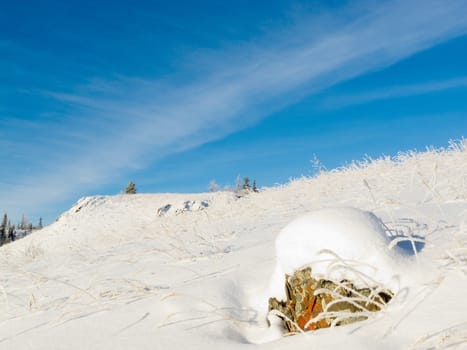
[269,207,414,299]
[1,141,467,349]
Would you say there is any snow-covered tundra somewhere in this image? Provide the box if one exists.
[1,141,467,349]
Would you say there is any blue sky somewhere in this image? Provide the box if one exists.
[1,0,467,225]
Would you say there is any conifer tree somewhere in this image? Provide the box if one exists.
[242,177,251,190]
[0,213,6,245]
[38,217,43,229]
[7,224,15,242]
[234,175,242,193]
[124,181,136,194]
[19,214,28,230]
[252,180,258,192]
[0,213,7,236]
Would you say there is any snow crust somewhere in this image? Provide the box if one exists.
[1,141,467,349]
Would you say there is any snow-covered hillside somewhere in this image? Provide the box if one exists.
[1,141,467,349]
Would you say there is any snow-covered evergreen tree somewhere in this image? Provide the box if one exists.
[208,180,219,192]
[234,175,242,193]
[252,180,258,192]
[19,214,28,230]
[242,177,250,190]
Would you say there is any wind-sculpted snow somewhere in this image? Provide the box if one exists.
[0,141,467,349]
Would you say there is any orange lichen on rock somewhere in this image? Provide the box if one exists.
[268,267,392,334]
[285,268,329,331]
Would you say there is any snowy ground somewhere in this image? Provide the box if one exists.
[1,142,467,349]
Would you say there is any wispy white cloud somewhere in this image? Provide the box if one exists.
[320,77,467,109]
[2,0,467,221]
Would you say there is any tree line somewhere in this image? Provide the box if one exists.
[209,176,259,194]
[0,213,42,247]
[124,177,259,196]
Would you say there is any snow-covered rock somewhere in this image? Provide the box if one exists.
[156,199,210,216]
[269,207,412,299]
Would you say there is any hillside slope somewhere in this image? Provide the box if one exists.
[1,142,467,349]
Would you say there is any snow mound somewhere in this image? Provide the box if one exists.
[270,207,413,298]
